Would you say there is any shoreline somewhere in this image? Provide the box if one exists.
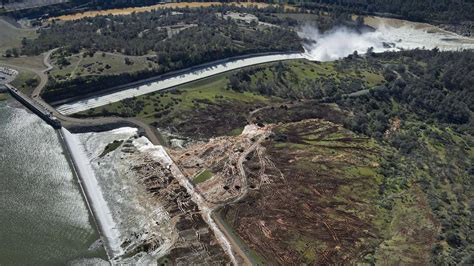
[56,129,111,262]
[59,127,123,261]
[0,92,8,101]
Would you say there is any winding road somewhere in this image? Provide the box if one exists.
[3,50,307,265]
[3,49,162,144]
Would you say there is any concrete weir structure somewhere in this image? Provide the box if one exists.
[59,128,122,260]
[57,52,309,115]
[5,84,61,129]
[6,84,118,260]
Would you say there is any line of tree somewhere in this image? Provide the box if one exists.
[289,0,474,25]
[226,48,474,264]
[39,6,305,102]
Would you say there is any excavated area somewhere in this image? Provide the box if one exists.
[171,118,387,264]
[169,124,275,206]
[76,128,230,264]
[130,156,229,264]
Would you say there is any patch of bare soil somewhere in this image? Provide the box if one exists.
[214,119,384,264]
[130,156,229,264]
[157,99,264,140]
[170,124,275,206]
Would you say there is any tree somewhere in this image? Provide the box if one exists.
[366,47,375,56]
[355,16,364,27]
[124,57,133,65]
[25,78,39,88]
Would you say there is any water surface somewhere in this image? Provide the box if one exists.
[0,99,106,265]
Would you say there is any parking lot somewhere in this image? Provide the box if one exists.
[0,67,18,85]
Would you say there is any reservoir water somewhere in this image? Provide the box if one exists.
[0,99,107,265]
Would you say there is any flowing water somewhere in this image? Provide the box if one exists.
[0,99,107,265]
[1,14,473,265]
[57,16,474,116]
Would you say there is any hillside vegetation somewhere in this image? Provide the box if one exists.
[29,5,314,102]
[10,4,367,103]
[87,49,473,264]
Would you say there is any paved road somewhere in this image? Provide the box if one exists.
[212,212,255,266]
[0,62,45,89]
[31,48,56,98]
[3,49,163,144]
[36,96,162,144]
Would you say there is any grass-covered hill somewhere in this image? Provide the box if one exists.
[84,49,473,264]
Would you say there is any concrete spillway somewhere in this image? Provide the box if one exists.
[56,53,309,115]
[59,128,123,260]
[5,84,61,128]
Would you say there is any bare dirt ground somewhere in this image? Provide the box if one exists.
[170,124,275,206]
[170,118,389,264]
[49,2,295,21]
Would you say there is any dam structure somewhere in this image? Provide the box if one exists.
[5,84,119,260]
[4,84,61,129]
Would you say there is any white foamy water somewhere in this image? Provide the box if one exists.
[300,17,474,61]
[60,128,123,259]
[56,53,307,115]
[71,127,176,263]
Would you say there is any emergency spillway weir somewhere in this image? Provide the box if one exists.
[59,128,123,260]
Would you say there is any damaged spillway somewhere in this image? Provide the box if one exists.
[59,128,123,259]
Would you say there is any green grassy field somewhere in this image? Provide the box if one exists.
[252,60,384,88]
[50,52,158,81]
[0,55,45,71]
[193,169,214,184]
[10,70,40,95]
[0,18,37,54]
